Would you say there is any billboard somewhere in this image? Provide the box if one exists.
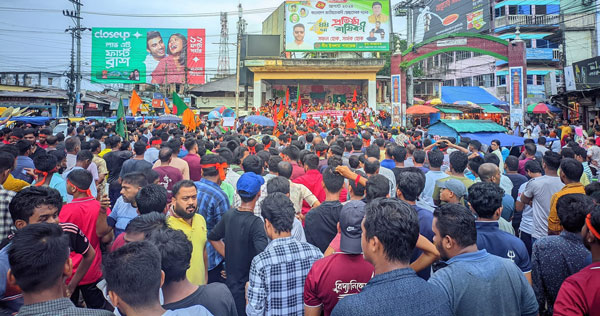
[412,0,489,44]
[91,28,205,84]
[572,56,600,90]
[284,0,391,52]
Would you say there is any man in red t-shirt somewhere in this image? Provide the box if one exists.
[59,169,113,309]
[182,138,202,181]
[304,200,374,316]
[153,147,183,202]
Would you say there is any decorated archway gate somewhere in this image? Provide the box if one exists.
[390,33,527,126]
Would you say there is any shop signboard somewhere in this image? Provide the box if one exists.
[509,66,524,127]
[91,28,206,84]
[572,56,600,90]
[284,0,391,52]
[412,0,489,43]
[391,74,401,125]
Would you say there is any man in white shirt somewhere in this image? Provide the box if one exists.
[287,24,312,50]
[144,31,166,83]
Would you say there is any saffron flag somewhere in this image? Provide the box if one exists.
[297,84,301,112]
[130,90,142,116]
[285,88,289,107]
[163,99,171,114]
[352,89,357,102]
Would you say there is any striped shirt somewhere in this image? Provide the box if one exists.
[195,178,230,271]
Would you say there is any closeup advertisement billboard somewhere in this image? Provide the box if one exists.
[91,28,205,84]
[284,0,391,52]
[412,0,489,44]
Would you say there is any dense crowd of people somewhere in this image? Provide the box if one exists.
[0,112,597,316]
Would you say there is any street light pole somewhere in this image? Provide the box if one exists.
[235,3,244,117]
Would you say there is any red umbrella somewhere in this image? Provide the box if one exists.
[406,105,440,115]
[532,103,549,114]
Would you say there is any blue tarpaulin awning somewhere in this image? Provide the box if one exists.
[441,87,505,105]
[10,116,50,125]
[460,132,558,147]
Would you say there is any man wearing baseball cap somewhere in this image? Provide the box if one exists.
[439,179,467,205]
[208,172,269,316]
[304,200,374,316]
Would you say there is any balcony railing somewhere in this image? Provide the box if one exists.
[495,14,560,28]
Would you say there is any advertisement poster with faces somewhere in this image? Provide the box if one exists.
[285,0,391,52]
[91,28,206,84]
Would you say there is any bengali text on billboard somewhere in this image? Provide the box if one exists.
[285,0,391,52]
[412,0,489,43]
[91,28,205,84]
[573,56,600,90]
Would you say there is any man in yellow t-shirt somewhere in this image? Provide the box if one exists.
[167,180,208,285]
[559,120,572,146]
[368,1,389,23]
[548,158,585,235]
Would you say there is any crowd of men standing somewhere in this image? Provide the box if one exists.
[0,121,597,315]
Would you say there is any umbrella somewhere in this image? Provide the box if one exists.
[211,106,236,118]
[425,98,442,106]
[527,103,561,114]
[207,110,222,120]
[453,100,482,109]
[413,97,425,104]
[244,115,275,126]
[156,115,182,124]
[406,105,440,115]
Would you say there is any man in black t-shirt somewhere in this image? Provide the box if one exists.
[208,172,268,316]
[150,228,238,316]
[102,135,133,206]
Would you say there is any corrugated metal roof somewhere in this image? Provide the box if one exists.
[480,104,507,114]
[437,107,463,114]
[190,76,238,93]
[434,119,507,133]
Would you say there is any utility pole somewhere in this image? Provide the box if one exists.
[65,27,76,115]
[63,0,88,117]
[235,2,246,117]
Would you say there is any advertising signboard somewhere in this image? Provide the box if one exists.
[391,74,401,126]
[91,28,206,84]
[572,56,600,90]
[284,0,391,52]
[412,0,489,43]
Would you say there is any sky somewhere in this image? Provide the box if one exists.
[0,0,406,90]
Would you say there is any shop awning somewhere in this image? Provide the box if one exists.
[480,104,507,114]
[441,87,505,105]
[437,107,463,114]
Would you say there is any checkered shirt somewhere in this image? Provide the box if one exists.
[0,185,16,241]
[246,236,323,316]
[195,178,230,270]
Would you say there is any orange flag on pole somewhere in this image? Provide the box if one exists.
[182,108,196,131]
[163,99,171,114]
[130,90,142,116]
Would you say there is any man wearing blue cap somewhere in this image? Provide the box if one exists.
[208,172,269,316]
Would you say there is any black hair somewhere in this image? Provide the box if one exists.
[76,150,93,163]
[491,139,501,147]
[561,147,575,159]
[305,133,314,143]
[89,139,101,153]
[15,140,32,156]
[433,203,477,248]
[524,143,536,156]
[364,157,380,175]
[363,198,419,263]
[166,139,181,155]
[282,145,300,161]
[172,180,196,198]
[121,172,148,188]
[201,154,225,177]
[557,194,593,233]
[216,147,234,165]
[349,155,361,169]
[102,241,162,308]
[135,184,167,215]
[427,150,444,168]
[483,153,500,167]
[277,161,293,179]
[351,138,362,151]
[266,176,290,195]
[242,154,263,174]
[329,145,344,157]
[449,151,469,173]
[66,168,92,190]
[560,158,583,182]
[365,174,389,202]
[268,155,283,174]
[391,146,407,163]
[327,155,343,169]
[469,140,482,151]
[261,192,295,233]
[158,147,173,163]
[322,167,344,193]
[64,137,80,153]
[467,182,504,219]
[573,146,588,159]
[395,167,425,202]
[413,150,426,164]
[303,153,319,170]
[8,223,69,293]
[33,154,57,172]
[133,140,147,156]
[9,186,62,224]
[505,155,519,172]
[585,182,600,196]
[524,159,543,174]
[145,169,160,184]
[543,151,561,170]
[184,138,197,152]
[365,144,380,159]
[537,137,546,145]
[147,228,191,285]
[124,212,167,236]
[349,170,367,197]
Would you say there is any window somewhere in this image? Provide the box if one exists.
[444,79,454,86]
[440,52,453,65]
[524,39,532,48]
[527,75,534,85]
[518,5,531,15]
[495,7,505,17]
[537,39,559,48]
[508,5,517,15]
[497,75,507,86]
[473,52,483,58]
[546,5,559,14]
[47,78,53,86]
[473,75,485,87]
[536,75,544,86]
[456,51,471,61]
[458,77,472,86]
[484,74,495,87]
[536,5,546,15]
